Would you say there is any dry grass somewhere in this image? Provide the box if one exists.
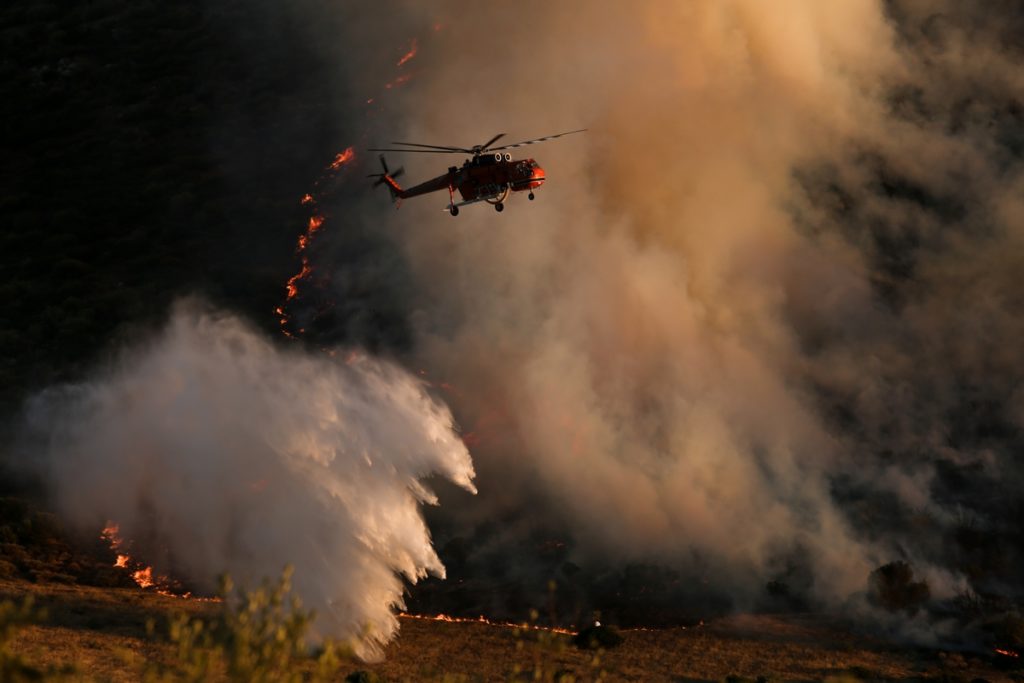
[2,577,1019,682]
[1,578,213,681]
[363,613,1015,682]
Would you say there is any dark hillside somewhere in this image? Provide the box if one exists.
[0,0,347,418]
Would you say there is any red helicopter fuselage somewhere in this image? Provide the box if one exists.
[369,128,584,215]
[380,154,545,208]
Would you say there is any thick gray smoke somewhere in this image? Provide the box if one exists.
[288,0,1024,629]
[25,303,475,658]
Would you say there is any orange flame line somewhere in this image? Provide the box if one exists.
[397,38,418,67]
[398,612,577,636]
[278,145,357,335]
[397,612,698,635]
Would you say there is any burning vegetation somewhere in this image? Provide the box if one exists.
[274,26,424,338]
[99,522,218,601]
[275,146,353,337]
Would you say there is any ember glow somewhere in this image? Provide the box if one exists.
[396,38,417,67]
[384,73,412,90]
[995,648,1020,658]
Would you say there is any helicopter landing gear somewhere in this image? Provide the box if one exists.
[494,202,504,212]
[528,192,535,200]
[447,184,458,216]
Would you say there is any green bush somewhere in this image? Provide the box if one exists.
[143,565,347,683]
[0,596,75,681]
[0,596,39,682]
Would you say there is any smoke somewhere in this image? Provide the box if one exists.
[289,0,1024,627]
[22,0,1024,653]
[24,303,475,658]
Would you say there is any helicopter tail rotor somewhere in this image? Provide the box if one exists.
[367,154,405,202]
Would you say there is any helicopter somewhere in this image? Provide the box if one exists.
[368,128,586,215]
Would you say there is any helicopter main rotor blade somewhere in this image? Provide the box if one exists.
[368,148,466,154]
[488,128,588,152]
[387,141,470,152]
[474,133,506,152]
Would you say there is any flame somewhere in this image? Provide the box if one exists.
[329,147,355,171]
[996,648,1020,658]
[277,146,356,336]
[101,521,220,601]
[285,262,311,300]
[101,522,124,550]
[296,215,325,251]
[101,521,161,590]
[132,566,155,589]
[384,73,412,90]
[278,28,429,336]
[397,38,418,67]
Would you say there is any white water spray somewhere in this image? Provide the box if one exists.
[26,302,475,658]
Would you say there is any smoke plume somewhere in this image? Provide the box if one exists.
[25,303,475,658]
[288,0,1024,630]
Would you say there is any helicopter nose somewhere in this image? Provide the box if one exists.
[529,165,546,188]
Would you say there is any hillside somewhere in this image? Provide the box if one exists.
[0,0,345,418]
[5,2,1024,680]
[4,575,1021,682]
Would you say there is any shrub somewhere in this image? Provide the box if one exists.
[0,596,75,681]
[143,565,347,682]
[868,561,930,614]
[345,672,383,683]
[0,597,39,682]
